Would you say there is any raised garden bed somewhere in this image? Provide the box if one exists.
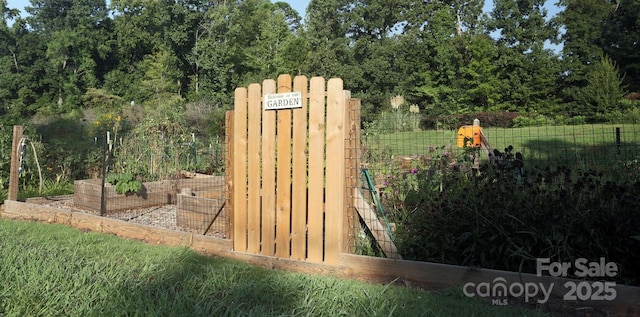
[73,175,225,213]
[176,187,227,234]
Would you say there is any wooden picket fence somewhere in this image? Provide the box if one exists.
[227,75,359,265]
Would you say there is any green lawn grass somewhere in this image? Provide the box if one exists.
[0,219,547,317]
[365,124,640,171]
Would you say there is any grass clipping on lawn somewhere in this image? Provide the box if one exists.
[0,219,547,317]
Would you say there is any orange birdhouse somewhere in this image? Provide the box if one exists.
[457,126,482,148]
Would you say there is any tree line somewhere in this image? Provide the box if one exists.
[1,0,638,133]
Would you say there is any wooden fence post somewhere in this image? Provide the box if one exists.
[225,111,234,243]
[8,125,24,201]
[343,99,361,254]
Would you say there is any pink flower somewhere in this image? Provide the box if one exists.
[410,168,418,174]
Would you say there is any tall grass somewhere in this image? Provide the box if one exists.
[0,219,547,317]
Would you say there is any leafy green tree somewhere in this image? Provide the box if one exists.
[599,0,640,92]
[243,1,297,82]
[274,1,303,33]
[25,0,112,113]
[580,55,628,121]
[188,2,237,104]
[487,0,560,113]
[340,0,409,117]
[451,34,505,112]
[554,0,612,110]
[109,0,162,65]
[410,5,461,115]
[0,17,55,122]
[303,0,352,79]
[108,0,181,102]
[445,0,485,35]
[139,48,183,109]
[0,1,20,120]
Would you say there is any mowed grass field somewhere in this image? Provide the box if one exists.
[365,124,640,171]
[0,219,548,317]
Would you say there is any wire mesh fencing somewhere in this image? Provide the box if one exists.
[8,111,640,264]
[352,116,640,261]
[89,127,229,238]
[7,117,230,239]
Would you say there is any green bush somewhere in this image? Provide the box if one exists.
[565,115,587,125]
[512,114,555,127]
[420,112,518,130]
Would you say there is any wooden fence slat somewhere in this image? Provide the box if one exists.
[232,87,248,252]
[324,78,346,265]
[247,83,262,254]
[291,75,309,261]
[307,77,326,263]
[261,79,277,256]
[275,74,293,258]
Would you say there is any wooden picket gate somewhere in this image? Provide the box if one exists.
[228,74,358,265]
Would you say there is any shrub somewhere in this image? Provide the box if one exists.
[565,115,587,125]
[421,112,519,130]
[512,114,555,127]
[624,107,640,124]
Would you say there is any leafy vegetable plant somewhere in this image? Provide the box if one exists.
[106,172,142,195]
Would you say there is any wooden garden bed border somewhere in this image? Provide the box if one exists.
[1,199,639,316]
